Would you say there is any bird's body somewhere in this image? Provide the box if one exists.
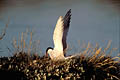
[48,49,65,60]
[46,9,72,61]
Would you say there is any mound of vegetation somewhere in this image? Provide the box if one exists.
[0,29,119,80]
[0,50,120,80]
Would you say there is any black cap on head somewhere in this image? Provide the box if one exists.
[46,47,53,53]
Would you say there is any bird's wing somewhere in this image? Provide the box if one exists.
[53,9,71,52]
[62,9,71,51]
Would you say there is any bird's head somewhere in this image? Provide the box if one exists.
[45,47,53,57]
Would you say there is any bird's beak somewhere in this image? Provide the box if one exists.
[45,52,49,57]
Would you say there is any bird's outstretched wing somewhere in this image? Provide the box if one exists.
[53,9,71,52]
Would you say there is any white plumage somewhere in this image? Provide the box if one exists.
[46,9,71,61]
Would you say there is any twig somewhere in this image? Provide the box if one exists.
[0,18,9,40]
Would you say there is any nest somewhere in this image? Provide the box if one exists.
[0,52,120,80]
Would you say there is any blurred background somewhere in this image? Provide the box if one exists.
[0,0,120,56]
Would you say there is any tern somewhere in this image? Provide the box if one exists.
[46,9,72,61]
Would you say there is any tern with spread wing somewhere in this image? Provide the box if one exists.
[46,9,72,61]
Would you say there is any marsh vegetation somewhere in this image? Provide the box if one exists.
[0,30,120,80]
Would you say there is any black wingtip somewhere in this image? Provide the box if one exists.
[68,9,71,12]
[63,9,71,28]
[66,9,71,16]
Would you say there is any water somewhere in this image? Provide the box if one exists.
[0,0,119,56]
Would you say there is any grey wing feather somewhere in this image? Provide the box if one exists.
[62,9,71,51]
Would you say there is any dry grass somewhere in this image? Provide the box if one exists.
[12,29,40,56]
[0,19,9,40]
[0,30,120,80]
[76,41,120,80]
